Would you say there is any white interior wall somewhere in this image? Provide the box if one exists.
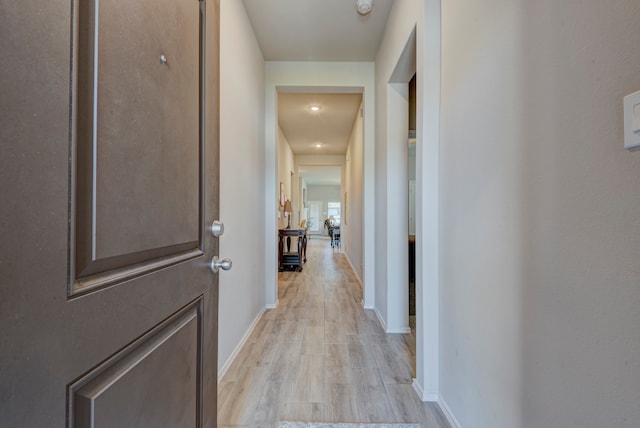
[344,102,365,283]
[265,63,375,308]
[295,155,346,168]
[419,0,442,404]
[374,82,389,327]
[440,0,640,427]
[218,0,266,377]
[277,126,295,230]
[299,177,308,224]
[408,144,416,181]
[385,82,410,333]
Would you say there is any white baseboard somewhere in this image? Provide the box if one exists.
[437,395,462,428]
[411,379,425,399]
[411,379,438,402]
[410,381,461,428]
[387,326,412,333]
[265,299,278,309]
[217,306,266,382]
[374,307,411,334]
[374,307,388,332]
[344,253,363,289]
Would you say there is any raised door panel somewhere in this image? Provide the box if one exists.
[70,299,203,428]
[72,0,203,295]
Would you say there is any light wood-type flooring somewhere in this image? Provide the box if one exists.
[218,238,450,428]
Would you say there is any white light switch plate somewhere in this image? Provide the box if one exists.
[623,90,640,151]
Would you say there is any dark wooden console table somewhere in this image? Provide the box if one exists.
[278,228,307,272]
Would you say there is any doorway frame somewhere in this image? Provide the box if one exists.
[264,62,376,309]
[296,162,345,238]
[413,0,442,402]
[374,0,442,404]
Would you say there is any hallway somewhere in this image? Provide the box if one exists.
[217,239,450,428]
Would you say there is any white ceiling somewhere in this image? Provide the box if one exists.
[242,0,396,62]
[278,92,362,156]
[242,0,394,182]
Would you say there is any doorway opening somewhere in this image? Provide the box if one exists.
[298,165,343,239]
[274,88,365,285]
[408,73,417,332]
[383,26,415,359]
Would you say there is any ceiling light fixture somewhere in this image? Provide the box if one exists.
[356,0,373,15]
[309,105,321,112]
[314,143,323,148]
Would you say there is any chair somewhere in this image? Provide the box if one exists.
[330,226,340,248]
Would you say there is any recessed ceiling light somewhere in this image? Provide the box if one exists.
[314,143,323,148]
[309,105,321,112]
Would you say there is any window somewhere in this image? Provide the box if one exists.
[327,201,341,225]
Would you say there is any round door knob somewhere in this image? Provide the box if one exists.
[210,256,232,273]
[210,220,225,237]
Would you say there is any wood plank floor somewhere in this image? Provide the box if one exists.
[218,238,450,428]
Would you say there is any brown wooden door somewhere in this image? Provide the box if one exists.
[0,0,221,426]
